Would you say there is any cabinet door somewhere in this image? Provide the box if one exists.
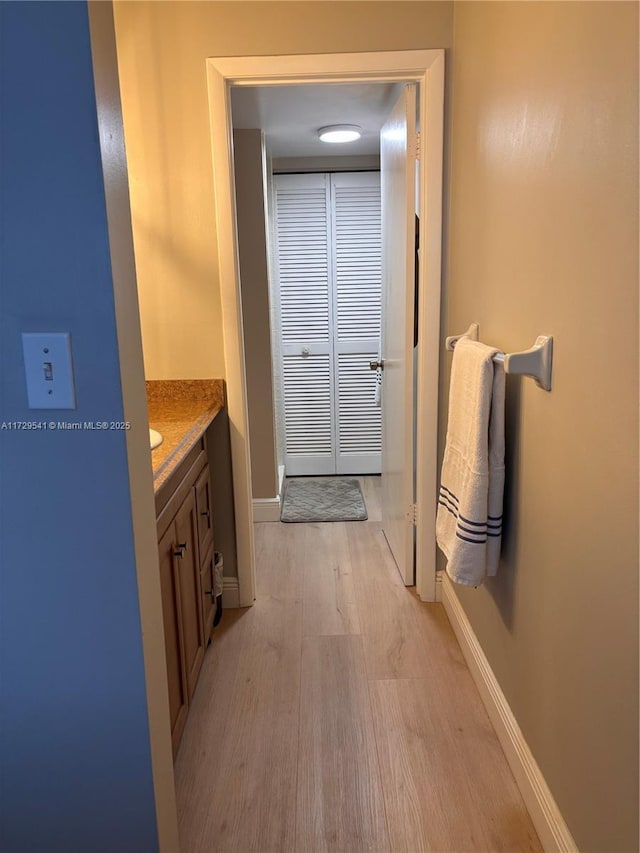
[195,464,214,559]
[174,490,205,701]
[158,524,188,757]
[200,544,215,641]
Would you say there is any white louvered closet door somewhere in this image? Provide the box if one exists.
[274,172,382,476]
[274,173,335,475]
[331,172,382,474]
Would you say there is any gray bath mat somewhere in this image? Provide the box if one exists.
[280,478,368,523]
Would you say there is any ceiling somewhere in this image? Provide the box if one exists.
[231,82,403,159]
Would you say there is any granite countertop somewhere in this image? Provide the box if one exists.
[147,379,224,493]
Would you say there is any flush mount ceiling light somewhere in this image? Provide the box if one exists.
[318,124,362,144]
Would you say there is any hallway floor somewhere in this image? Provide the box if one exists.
[174,477,541,852]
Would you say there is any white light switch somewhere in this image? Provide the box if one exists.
[22,332,76,409]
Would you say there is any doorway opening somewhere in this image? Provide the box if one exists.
[206,50,444,605]
[231,82,394,480]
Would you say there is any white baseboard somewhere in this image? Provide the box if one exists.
[222,577,240,609]
[252,465,286,522]
[435,571,443,602]
[441,575,578,853]
[252,496,281,522]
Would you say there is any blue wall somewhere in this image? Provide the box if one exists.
[0,3,158,850]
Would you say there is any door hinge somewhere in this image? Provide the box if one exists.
[415,131,421,161]
[407,503,418,525]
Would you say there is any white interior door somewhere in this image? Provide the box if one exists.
[274,172,382,476]
[380,84,417,585]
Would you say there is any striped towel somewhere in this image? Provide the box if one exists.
[436,338,505,586]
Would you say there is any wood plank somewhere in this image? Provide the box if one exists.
[406,588,482,680]
[369,677,543,852]
[357,474,382,522]
[348,521,435,680]
[297,634,391,852]
[197,589,302,852]
[302,522,361,636]
[174,608,249,852]
[254,520,305,600]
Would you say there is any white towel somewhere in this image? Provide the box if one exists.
[436,338,505,586]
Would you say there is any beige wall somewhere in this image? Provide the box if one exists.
[445,3,638,851]
[234,129,278,499]
[112,0,453,378]
[265,162,286,471]
[112,2,639,848]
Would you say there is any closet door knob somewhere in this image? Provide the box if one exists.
[369,359,384,371]
[301,347,310,358]
[173,542,188,558]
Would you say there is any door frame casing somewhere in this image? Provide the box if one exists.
[206,49,444,605]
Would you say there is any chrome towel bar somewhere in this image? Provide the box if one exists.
[446,323,553,391]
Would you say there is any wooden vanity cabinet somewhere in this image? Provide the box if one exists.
[156,436,215,757]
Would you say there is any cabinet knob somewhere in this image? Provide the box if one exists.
[174,542,188,558]
[200,510,210,519]
[204,589,214,597]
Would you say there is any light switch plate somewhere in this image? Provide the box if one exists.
[22,332,76,409]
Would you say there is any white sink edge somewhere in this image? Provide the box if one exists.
[149,428,163,450]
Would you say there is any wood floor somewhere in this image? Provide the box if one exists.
[174,477,542,853]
